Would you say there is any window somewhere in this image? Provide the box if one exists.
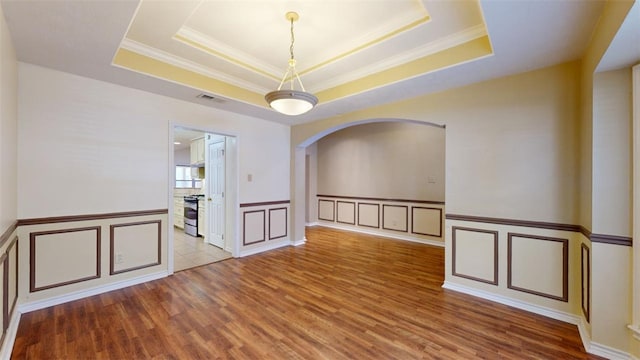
[175,166,202,188]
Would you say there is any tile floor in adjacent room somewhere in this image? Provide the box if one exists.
[173,227,232,271]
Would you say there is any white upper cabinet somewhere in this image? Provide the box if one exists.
[190,137,205,165]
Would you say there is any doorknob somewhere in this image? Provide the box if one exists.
[208,198,212,201]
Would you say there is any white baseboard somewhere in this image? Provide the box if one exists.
[306,222,319,227]
[291,237,306,246]
[19,271,169,314]
[587,341,632,360]
[443,281,632,359]
[442,281,579,324]
[0,309,21,360]
[239,240,289,257]
[317,222,444,248]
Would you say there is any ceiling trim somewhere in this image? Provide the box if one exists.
[112,48,265,107]
[316,35,493,104]
[174,28,282,82]
[298,14,431,77]
[310,24,488,92]
[120,38,270,93]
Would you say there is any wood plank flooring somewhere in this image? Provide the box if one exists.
[12,226,603,359]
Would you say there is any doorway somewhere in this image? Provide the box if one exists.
[171,126,236,272]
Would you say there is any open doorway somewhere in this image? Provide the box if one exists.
[171,126,236,272]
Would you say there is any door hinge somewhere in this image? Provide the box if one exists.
[222,234,224,240]
[221,149,225,156]
[222,192,224,198]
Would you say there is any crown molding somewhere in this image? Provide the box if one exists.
[119,38,270,94]
[309,24,488,93]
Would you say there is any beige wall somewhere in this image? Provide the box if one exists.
[316,122,445,201]
[592,69,632,236]
[294,61,581,225]
[0,5,17,231]
[18,63,291,218]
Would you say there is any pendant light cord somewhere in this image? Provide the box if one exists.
[290,16,295,61]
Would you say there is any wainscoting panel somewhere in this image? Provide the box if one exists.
[30,227,101,292]
[0,252,5,343]
[6,238,18,329]
[318,200,335,222]
[240,201,290,255]
[243,210,265,246]
[412,207,442,237]
[357,203,380,228]
[268,208,287,240]
[581,243,590,322]
[316,196,444,246]
[508,233,568,302]
[451,227,498,285]
[110,221,161,275]
[336,201,356,225]
[382,205,408,232]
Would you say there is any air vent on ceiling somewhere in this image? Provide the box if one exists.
[197,93,215,100]
[196,93,225,104]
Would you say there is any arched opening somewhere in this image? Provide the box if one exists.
[292,118,446,249]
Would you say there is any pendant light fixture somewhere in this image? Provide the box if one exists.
[265,11,318,116]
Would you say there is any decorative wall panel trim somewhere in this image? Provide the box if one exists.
[590,233,632,246]
[581,243,590,322]
[268,207,288,240]
[240,200,290,208]
[357,203,380,228]
[318,200,335,222]
[0,221,17,249]
[446,214,579,232]
[336,201,356,225]
[318,194,444,205]
[109,220,162,276]
[507,233,568,302]
[411,206,443,237]
[243,210,266,245]
[5,237,17,329]
[451,226,498,285]
[30,226,101,293]
[0,251,7,334]
[382,205,408,232]
[18,209,168,226]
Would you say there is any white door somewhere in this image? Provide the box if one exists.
[207,140,225,248]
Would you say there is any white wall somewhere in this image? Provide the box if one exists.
[316,122,445,201]
[0,5,17,231]
[18,63,291,218]
[174,147,190,166]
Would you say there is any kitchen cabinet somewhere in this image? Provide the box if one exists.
[190,137,205,165]
[198,199,205,237]
[174,197,184,229]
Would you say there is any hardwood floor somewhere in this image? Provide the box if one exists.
[12,226,603,359]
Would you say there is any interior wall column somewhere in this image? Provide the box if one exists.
[291,146,307,244]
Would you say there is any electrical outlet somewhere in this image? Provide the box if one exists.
[116,253,124,264]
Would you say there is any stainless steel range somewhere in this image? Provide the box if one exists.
[183,194,204,237]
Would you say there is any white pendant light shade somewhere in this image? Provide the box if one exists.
[265,12,318,116]
[265,90,318,116]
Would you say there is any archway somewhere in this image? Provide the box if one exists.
[291,118,446,246]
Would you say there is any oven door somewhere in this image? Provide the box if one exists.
[183,200,198,236]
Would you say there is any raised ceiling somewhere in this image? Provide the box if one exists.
[115,0,489,109]
[1,0,608,125]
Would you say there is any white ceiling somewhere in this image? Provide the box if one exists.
[2,0,627,127]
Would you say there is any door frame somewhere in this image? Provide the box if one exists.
[168,123,240,274]
[205,135,226,249]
